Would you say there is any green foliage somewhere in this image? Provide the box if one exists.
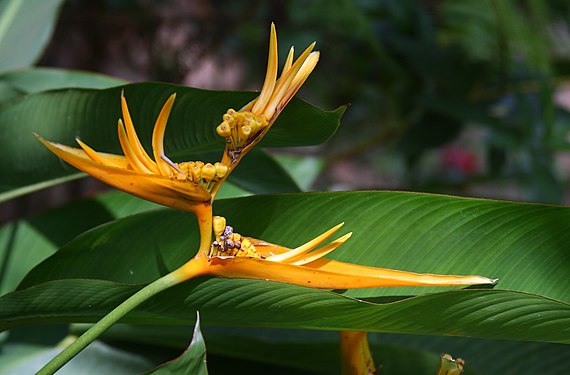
[2,1,570,374]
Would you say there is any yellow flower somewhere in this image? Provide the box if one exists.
[212,23,319,197]
[34,93,228,214]
[175,219,496,289]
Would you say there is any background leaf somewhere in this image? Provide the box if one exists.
[0,68,126,96]
[0,0,65,72]
[147,312,208,375]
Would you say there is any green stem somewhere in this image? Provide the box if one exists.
[37,271,183,375]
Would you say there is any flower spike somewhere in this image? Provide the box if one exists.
[175,220,497,290]
[211,24,320,199]
[35,93,230,213]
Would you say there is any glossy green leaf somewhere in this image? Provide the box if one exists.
[0,0,64,72]
[3,191,570,343]
[147,313,208,375]
[0,82,344,201]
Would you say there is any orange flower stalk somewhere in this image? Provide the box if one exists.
[340,331,376,375]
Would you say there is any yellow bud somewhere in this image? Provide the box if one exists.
[213,216,226,240]
[201,163,216,181]
[216,122,231,137]
[191,165,201,181]
[214,162,228,178]
[195,161,204,168]
[235,112,245,124]
[179,162,194,181]
[260,115,268,127]
[223,113,234,123]
[239,125,251,140]
[241,237,252,250]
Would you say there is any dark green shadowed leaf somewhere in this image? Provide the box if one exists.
[147,312,208,375]
[0,82,343,201]
[106,325,570,375]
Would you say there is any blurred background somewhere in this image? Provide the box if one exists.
[6,0,570,219]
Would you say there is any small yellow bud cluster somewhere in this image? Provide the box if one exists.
[177,161,228,183]
[210,216,260,258]
[216,108,269,149]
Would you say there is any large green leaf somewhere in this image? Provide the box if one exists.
[0,0,64,72]
[0,82,343,201]
[3,191,570,342]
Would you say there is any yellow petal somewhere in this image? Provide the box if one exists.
[304,258,497,287]
[281,46,295,76]
[75,138,121,168]
[252,23,278,115]
[290,232,352,265]
[35,134,211,209]
[267,222,345,262]
[118,119,153,173]
[264,41,316,120]
[206,257,495,289]
[121,93,159,173]
[152,93,177,176]
[281,51,320,109]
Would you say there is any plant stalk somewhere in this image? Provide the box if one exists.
[36,271,183,375]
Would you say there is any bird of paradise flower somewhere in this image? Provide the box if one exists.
[35,24,495,375]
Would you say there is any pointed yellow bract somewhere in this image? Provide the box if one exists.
[176,221,497,290]
[34,92,229,213]
[215,23,320,166]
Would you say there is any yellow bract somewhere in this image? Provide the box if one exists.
[178,219,497,290]
[215,23,320,160]
[35,93,223,213]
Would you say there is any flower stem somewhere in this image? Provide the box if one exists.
[37,271,184,375]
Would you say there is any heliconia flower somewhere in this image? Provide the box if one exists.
[214,23,319,172]
[175,219,497,289]
[35,93,228,213]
